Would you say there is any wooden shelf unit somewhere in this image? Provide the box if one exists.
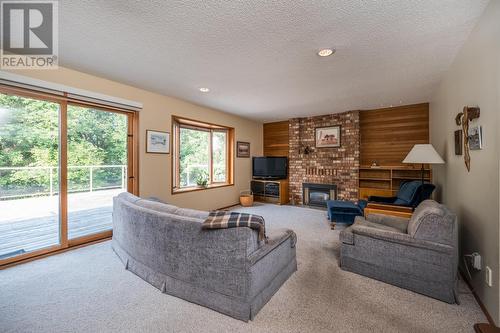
[250,179,289,205]
[359,166,432,200]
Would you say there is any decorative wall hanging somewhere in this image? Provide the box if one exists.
[315,125,341,148]
[236,141,250,158]
[146,130,170,154]
[455,106,480,171]
[454,130,462,155]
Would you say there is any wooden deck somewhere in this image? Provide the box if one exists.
[0,206,112,259]
[0,189,122,260]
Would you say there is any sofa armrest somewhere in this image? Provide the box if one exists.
[364,203,414,219]
[248,229,296,266]
[366,202,413,211]
[364,214,409,233]
[351,223,454,254]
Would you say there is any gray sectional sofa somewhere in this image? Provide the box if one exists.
[340,200,458,303]
[112,192,297,321]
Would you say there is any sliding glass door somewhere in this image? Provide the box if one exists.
[0,93,61,259]
[67,104,128,240]
[0,87,138,265]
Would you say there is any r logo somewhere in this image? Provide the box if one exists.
[2,2,53,54]
[0,1,58,68]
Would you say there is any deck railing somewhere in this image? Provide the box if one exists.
[0,165,127,200]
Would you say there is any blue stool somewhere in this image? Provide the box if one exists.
[326,200,366,225]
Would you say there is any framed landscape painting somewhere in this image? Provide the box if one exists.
[146,130,170,154]
[237,141,250,157]
[315,126,341,148]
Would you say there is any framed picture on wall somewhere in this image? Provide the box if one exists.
[146,130,170,154]
[468,125,482,150]
[315,126,341,148]
[237,141,250,157]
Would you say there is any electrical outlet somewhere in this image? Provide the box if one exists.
[485,266,492,287]
[471,252,482,270]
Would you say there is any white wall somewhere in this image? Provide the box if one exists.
[430,0,500,324]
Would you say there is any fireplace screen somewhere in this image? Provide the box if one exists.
[302,183,337,207]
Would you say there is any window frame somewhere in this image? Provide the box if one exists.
[171,116,234,194]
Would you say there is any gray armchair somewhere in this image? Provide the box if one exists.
[339,200,458,303]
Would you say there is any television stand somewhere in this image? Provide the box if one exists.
[250,179,289,205]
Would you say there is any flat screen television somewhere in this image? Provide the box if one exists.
[252,156,288,179]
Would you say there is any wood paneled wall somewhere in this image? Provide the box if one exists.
[360,103,429,166]
[263,121,289,157]
[263,103,428,165]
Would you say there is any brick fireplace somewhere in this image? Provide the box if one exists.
[288,111,360,204]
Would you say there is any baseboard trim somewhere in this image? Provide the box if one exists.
[217,202,240,210]
[459,269,495,326]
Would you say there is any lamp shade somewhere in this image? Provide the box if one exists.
[403,144,445,164]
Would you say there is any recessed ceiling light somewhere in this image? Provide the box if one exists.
[318,48,335,57]
[199,87,210,93]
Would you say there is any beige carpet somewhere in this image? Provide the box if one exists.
[0,203,486,333]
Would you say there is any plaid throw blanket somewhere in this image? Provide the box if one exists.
[202,211,267,242]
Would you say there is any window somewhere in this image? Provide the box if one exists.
[172,116,233,192]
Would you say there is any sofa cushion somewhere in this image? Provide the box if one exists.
[407,200,456,245]
[354,218,403,234]
[177,207,210,220]
[117,191,141,204]
[365,214,409,233]
[339,216,404,245]
[136,199,209,220]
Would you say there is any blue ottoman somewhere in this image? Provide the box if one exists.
[326,200,366,225]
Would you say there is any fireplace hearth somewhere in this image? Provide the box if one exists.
[302,183,337,207]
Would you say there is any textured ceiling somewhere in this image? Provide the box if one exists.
[59,0,489,121]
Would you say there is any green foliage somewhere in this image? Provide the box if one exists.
[178,127,228,187]
[212,131,226,182]
[179,127,209,187]
[195,170,208,187]
[0,93,127,197]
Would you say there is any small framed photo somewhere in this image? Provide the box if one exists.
[468,125,482,150]
[146,130,170,154]
[315,126,341,148]
[237,141,250,158]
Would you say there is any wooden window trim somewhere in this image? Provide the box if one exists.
[0,85,139,267]
[211,129,230,185]
[171,116,234,194]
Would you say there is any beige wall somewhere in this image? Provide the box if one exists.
[430,1,500,324]
[8,67,263,211]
